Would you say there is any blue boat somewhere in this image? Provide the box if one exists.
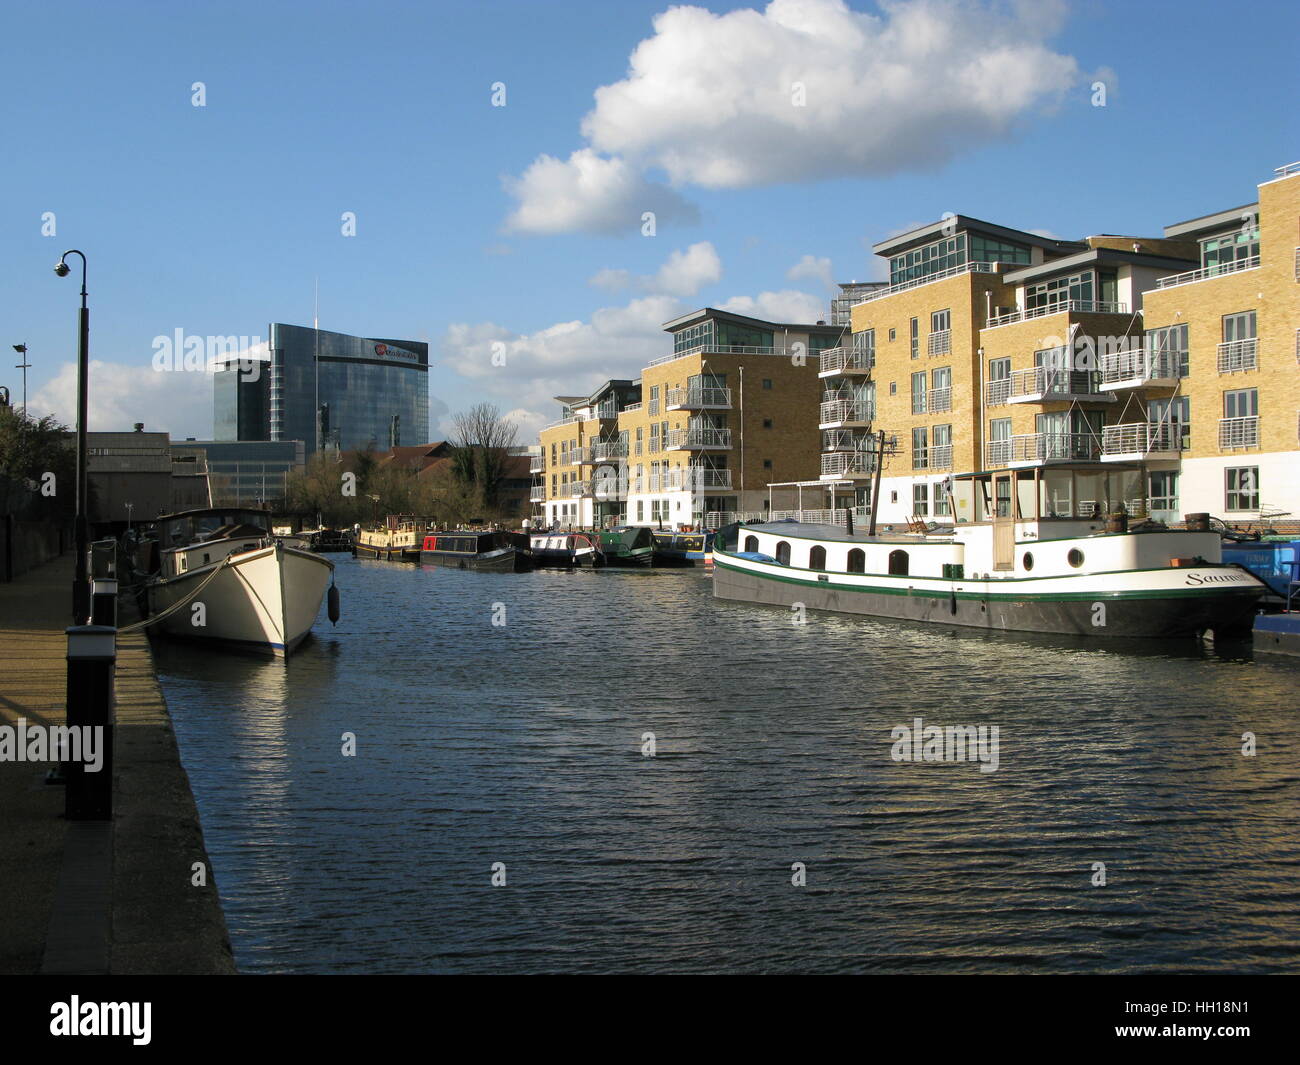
[1220,539,1300,601]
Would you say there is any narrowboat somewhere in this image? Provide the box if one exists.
[713,467,1267,640]
[651,529,713,566]
[530,532,605,568]
[1219,537,1300,604]
[144,507,335,656]
[355,518,424,562]
[598,526,656,567]
[419,530,533,571]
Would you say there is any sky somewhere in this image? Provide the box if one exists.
[1,0,1297,444]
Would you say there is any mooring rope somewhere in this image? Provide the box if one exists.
[117,554,236,634]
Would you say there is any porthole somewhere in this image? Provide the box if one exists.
[1068,548,1085,568]
[1022,551,1034,571]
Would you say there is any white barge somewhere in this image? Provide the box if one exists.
[713,467,1265,639]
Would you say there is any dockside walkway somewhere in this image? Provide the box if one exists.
[0,553,235,974]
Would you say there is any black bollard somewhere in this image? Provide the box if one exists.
[64,625,116,821]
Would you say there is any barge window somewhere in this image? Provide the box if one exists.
[1023,551,1034,571]
[744,535,759,552]
[775,541,791,566]
[847,549,865,573]
[809,545,826,571]
[1067,548,1085,568]
[888,549,909,576]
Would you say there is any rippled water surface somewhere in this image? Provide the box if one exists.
[153,555,1300,973]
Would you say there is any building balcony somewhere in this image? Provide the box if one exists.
[985,378,1011,407]
[848,260,999,306]
[1006,367,1113,405]
[928,387,952,412]
[926,330,951,356]
[529,455,545,472]
[1219,416,1260,449]
[1217,338,1258,373]
[666,385,732,410]
[986,433,1100,468]
[1100,422,1187,461]
[665,427,731,450]
[818,346,873,377]
[659,467,733,491]
[623,402,642,413]
[529,486,546,502]
[818,397,873,429]
[648,343,779,368]
[1099,348,1186,391]
[822,429,867,452]
[590,441,628,463]
[1155,255,1261,289]
[912,444,953,471]
[566,480,593,498]
[820,451,876,480]
[561,446,593,465]
[983,299,1128,329]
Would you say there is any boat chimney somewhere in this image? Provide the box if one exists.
[845,509,854,536]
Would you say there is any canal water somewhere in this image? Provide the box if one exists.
[153,555,1300,974]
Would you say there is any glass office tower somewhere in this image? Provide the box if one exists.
[265,324,429,455]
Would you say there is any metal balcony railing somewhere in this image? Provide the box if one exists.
[1007,366,1104,401]
[769,507,872,525]
[660,467,733,490]
[927,330,951,356]
[1217,338,1258,373]
[1219,416,1259,449]
[1100,347,1186,388]
[928,387,952,412]
[818,399,872,425]
[1156,255,1261,289]
[820,451,876,477]
[562,446,593,465]
[987,433,1100,466]
[985,378,1011,406]
[529,486,546,501]
[1100,422,1186,457]
[529,455,545,472]
[822,430,864,451]
[849,261,998,305]
[591,441,628,462]
[666,385,732,409]
[819,346,873,375]
[566,480,593,498]
[665,427,731,449]
[929,444,953,470]
[648,343,780,367]
[984,300,1129,328]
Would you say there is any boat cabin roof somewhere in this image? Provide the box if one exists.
[741,521,944,544]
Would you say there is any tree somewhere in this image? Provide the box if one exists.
[0,405,76,520]
[448,403,518,513]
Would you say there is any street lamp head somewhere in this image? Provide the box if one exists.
[12,344,25,354]
[54,260,71,277]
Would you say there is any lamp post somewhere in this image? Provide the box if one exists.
[12,344,30,416]
[55,250,90,623]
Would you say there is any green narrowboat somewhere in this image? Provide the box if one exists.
[598,526,656,567]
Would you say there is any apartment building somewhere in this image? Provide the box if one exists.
[536,380,639,528]
[1132,163,1300,525]
[617,309,836,528]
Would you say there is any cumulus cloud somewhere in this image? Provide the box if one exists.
[30,359,215,437]
[504,0,1081,232]
[787,254,834,289]
[588,241,722,299]
[717,289,829,324]
[504,148,699,236]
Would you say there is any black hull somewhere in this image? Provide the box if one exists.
[354,544,420,562]
[532,550,602,569]
[713,563,1262,639]
[603,552,654,568]
[419,548,530,572]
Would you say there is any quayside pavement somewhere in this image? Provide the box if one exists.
[0,552,235,974]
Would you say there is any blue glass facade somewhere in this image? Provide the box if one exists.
[263,324,428,455]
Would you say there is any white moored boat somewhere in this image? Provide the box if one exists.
[145,508,335,656]
[713,466,1267,640]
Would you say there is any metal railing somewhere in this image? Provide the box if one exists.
[1156,255,1260,289]
[927,330,951,355]
[705,511,766,529]
[928,387,952,412]
[591,441,628,462]
[529,455,545,472]
[1101,422,1186,456]
[1219,416,1259,449]
[819,346,873,375]
[822,429,864,451]
[529,486,546,501]
[666,385,732,409]
[1275,161,1300,177]
[660,467,733,490]
[561,446,593,465]
[985,378,1011,406]
[666,427,731,449]
[648,343,780,367]
[819,398,872,425]
[566,480,593,498]
[769,507,872,525]
[1100,347,1186,387]
[1217,338,1258,373]
[623,402,642,413]
[984,299,1129,328]
[1008,366,1103,400]
[545,414,581,430]
[987,433,1100,466]
[929,444,953,470]
[849,261,999,305]
[820,451,876,477]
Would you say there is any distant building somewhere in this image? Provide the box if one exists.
[86,426,173,523]
[172,439,305,508]
[213,324,429,457]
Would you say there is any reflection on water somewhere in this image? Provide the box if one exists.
[155,556,1300,974]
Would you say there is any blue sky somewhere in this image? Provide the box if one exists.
[2,0,1296,442]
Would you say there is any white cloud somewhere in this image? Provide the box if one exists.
[786,254,833,289]
[503,148,698,236]
[588,267,632,291]
[30,359,215,437]
[651,241,723,296]
[717,289,828,324]
[504,0,1079,232]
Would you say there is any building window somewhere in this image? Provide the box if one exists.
[775,541,791,565]
[854,329,876,368]
[910,317,919,359]
[928,310,951,355]
[1147,324,1190,377]
[934,475,951,516]
[1225,467,1259,511]
[847,548,865,573]
[636,500,644,521]
[763,418,773,428]
[1149,470,1178,512]
[911,426,928,468]
[888,549,909,575]
[763,459,773,469]
[912,482,928,516]
[809,545,826,570]
[932,423,952,472]
[762,379,773,390]
[910,371,927,415]
[1202,227,1259,271]
[888,328,896,342]
[1026,269,1095,312]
